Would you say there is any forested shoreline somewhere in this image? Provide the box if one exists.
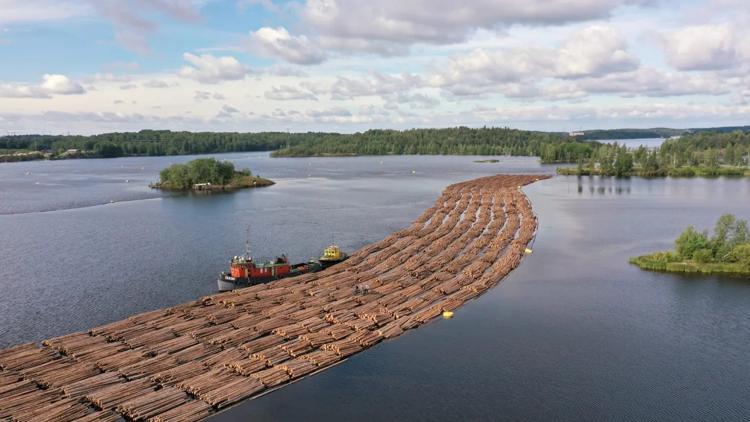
[0,127,595,164]
[271,127,597,163]
[558,131,750,177]
[0,130,335,162]
[2,128,749,174]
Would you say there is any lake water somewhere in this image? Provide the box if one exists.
[598,137,665,149]
[1,153,748,421]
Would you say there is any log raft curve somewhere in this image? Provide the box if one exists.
[0,174,549,422]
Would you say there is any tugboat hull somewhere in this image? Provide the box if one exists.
[217,273,279,291]
[217,276,238,292]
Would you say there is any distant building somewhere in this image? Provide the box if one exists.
[568,131,585,137]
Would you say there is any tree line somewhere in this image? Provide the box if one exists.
[0,130,335,162]
[272,127,599,163]
[562,131,750,177]
[0,127,600,164]
[2,128,749,170]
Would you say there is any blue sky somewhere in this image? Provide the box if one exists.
[1,0,749,134]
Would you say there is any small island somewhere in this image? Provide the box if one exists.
[150,157,274,192]
[630,214,750,275]
[474,159,500,163]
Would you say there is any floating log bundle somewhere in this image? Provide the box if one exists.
[0,174,547,421]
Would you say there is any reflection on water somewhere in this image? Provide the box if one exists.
[599,137,665,149]
[577,184,633,195]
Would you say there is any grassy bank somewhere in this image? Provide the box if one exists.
[630,214,750,277]
[629,253,750,275]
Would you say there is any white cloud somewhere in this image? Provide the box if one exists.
[194,90,227,101]
[0,84,49,98]
[576,67,729,97]
[0,73,85,98]
[386,92,440,109]
[40,74,85,94]
[248,27,326,65]
[317,73,423,100]
[142,79,170,88]
[430,25,638,96]
[429,48,550,95]
[179,53,250,83]
[6,0,750,133]
[0,0,89,24]
[264,85,318,101]
[662,24,743,71]
[90,0,202,53]
[216,104,240,118]
[302,0,652,53]
[556,25,639,78]
[264,65,309,77]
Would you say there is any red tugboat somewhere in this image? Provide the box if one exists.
[217,244,348,291]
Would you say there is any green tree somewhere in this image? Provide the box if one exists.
[158,158,237,189]
[614,147,633,177]
[675,225,710,259]
[93,142,123,158]
[727,244,750,269]
[711,214,736,259]
[692,248,713,263]
[730,218,749,247]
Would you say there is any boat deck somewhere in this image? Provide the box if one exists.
[0,174,548,421]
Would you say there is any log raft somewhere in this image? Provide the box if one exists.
[0,174,548,421]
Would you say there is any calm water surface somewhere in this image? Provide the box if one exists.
[598,137,665,149]
[0,153,748,421]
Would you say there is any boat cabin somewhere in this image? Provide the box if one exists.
[230,255,291,279]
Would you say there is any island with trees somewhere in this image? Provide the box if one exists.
[150,158,273,192]
[630,214,750,276]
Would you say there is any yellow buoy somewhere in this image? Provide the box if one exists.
[442,310,454,319]
[524,248,533,254]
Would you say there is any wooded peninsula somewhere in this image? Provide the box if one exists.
[558,131,750,177]
[631,214,750,276]
[150,158,273,192]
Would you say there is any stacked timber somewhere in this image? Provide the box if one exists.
[150,400,214,422]
[62,371,124,398]
[11,397,91,422]
[85,378,156,409]
[115,386,190,420]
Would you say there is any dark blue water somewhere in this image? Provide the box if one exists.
[0,154,748,421]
